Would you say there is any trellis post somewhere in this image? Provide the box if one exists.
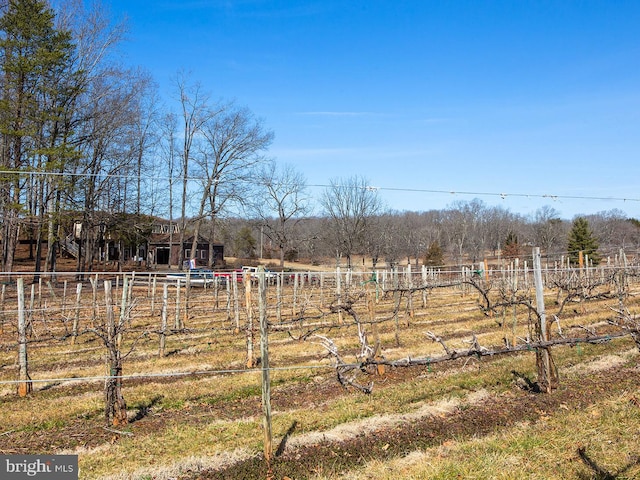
[533,247,557,393]
[17,277,32,397]
[258,267,273,464]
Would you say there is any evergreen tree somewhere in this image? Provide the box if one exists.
[234,226,257,258]
[423,240,444,267]
[502,231,521,260]
[0,0,76,273]
[567,217,600,265]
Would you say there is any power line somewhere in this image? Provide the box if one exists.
[2,169,639,206]
[308,183,640,205]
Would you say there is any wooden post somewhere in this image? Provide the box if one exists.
[62,280,68,316]
[28,284,35,330]
[276,273,282,323]
[174,282,181,329]
[245,271,255,368]
[421,265,428,308]
[225,275,232,324]
[184,269,191,326]
[533,247,557,393]
[0,284,5,334]
[258,267,273,464]
[38,277,42,309]
[150,276,157,316]
[118,277,129,349]
[90,275,98,326]
[406,263,413,325]
[72,283,82,344]
[511,258,519,346]
[292,272,299,318]
[336,267,343,324]
[159,282,168,357]
[233,272,240,333]
[393,266,400,346]
[17,278,32,397]
[213,275,220,309]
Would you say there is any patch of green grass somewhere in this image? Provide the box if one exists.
[21,417,67,433]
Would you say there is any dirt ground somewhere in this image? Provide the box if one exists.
[5,245,640,479]
[185,364,640,479]
[3,354,638,479]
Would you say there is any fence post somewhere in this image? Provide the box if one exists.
[533,247,557,393]
[159,282,168,357]
[258,267,273,465]
[245,271,256,368]
[150,275,157,316]
[0,284,6,334]
[276,273,282,323]
[17,277,32,397]
[393,266,400,346]
[90,274,98,326]
[406,263,413,324]
[62,280,68,316]
[72,283,82,344]
[174,282,182,329]
[336,267,343,324]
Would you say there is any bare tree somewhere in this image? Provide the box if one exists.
[158,113,179,268]
[42,0,127,276]
[321,176,383,269]
[251,161,310,268]
[587,209,640,256]
[174,73,213,269]
[189,102,273,267]
[529,206,566,259]
[73,68,154,277]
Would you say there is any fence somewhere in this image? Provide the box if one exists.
[1,249,639,464]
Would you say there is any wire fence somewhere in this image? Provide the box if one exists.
[1,256,639,390]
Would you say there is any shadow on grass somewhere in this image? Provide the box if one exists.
[131,395,163,423]
[511,370,541,393]
[275,420,298,457]
[577,446,640,480]
[38,382,62,392]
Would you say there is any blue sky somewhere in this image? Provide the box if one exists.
[110,1,640,220]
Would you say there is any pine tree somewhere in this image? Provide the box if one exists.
[567,217,600,265]
[0,0,76,274]
[502,231,521,260]
[423,241,444,267]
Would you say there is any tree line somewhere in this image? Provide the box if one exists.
[232,200,640,269]
[1,1,638,277]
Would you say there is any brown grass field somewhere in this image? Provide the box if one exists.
[1,250,639,479]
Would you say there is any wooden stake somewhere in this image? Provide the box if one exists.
[72,283,82,345]
[258,267,273,464]
[533,247,557,393]
[245,271,255,368]
[17,278,32,397]
[159,282,168,357]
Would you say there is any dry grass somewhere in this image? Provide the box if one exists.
[0,269,638,479]
[320,386,640,480]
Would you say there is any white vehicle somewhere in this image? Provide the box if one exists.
[241,266,277,280]
[165,268,216,286]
